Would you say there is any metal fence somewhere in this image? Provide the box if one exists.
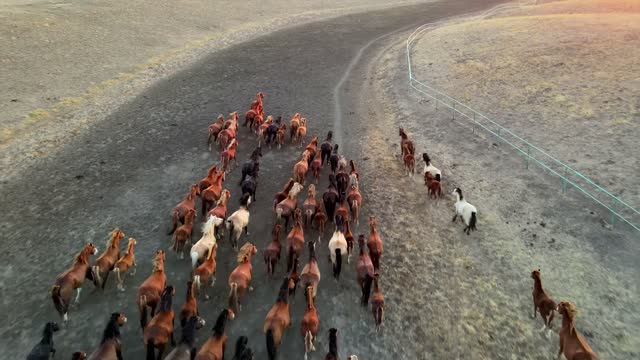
[405,4,640,233]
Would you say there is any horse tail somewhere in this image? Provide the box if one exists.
[228,282,239,314]
[139,295,148,330]
[362,273,373,305]
[334,248,342,280]
[51,285,65,317]
[305,330,313,356]
[469,212,477,231]
[266,328,277,360]
[91,265,102,288]
[190,250,199,269]
[287,246,295,273]
[146,339,155,360]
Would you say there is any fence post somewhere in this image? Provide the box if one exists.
[561,166,568,193]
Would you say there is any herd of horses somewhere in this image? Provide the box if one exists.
[28,91,597,360]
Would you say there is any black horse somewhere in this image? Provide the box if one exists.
[323,174,339,223]
[241,174,258,201]
[320,131,333,166]
[240,146,262,185]
[27,322,60,360]
[266,116,282,146]
[329,144,340,173]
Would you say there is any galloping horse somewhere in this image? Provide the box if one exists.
[113,238,137,291]
[193,243,218,300]
[264,223,283,278]
[87,312,127,360]
[301,284,319,360]
[289,113,301,142]
[556,302,598,360]
[172,209,196,259]
[201,171,225,216]
[164,315,206,360]
[169,184,199,235]
[240,146,262,184]
[144,286,176,360]
[300,241,321,299]
[207,115,225,151]
[311,150,322,184]
[302,184,317,228]
[399,127,415,159]
[190,215,224,269]
[264,277,292,360]
[531,269,557,338]
[51,242,98,323]
[293,152,310,185]
[347,174,362,226]
[320,131,333,166]
[218,113,238,150]
[220,138,238,172]
[244,92,264,129]
[424,172,442,201]
[194,309,235,360]
[355,235,374,305]
[367,216,383,271]
[198,165,218,195]
[322,174,339,223]
[273,178,295,210]
[312,201,328,243]
[286,209,305,273]
[344,220,355,263]
[179,281,199,328]
[363,273,384,332]
[136,250,167,330]
[328,217,348,281]
[27,322,60,360]
[92,228,125,289]
[296,118,308,147]
[335,160,350,202]
[228,243,258,314]
[275,182,304,229]
[304,136,318,166]
[207,190,231,237]
[324,328,339,360]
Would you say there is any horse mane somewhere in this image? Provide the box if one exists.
[237,243,254,263]
[276,277,289,304]
[151,252,165,272]
[75,245,92,264]
[107,228,121,247]
[100,313,122,344]
[233,336,249,359]
[159,286,174,312]
[180,316,199,345]
[212,309,230,338]
[41,322,57,342]
[325,131,333,142]
[202,216,220,236]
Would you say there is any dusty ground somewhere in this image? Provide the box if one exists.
[347,1,640,359]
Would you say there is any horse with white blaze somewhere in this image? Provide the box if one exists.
[452,188,477,235]
[226,193,252,250]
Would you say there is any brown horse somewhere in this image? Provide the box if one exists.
[264,277,292,360]
[228,243,258,314]
[198,165,218,195]
[424,172,442,201]
[201,171,226,216]
[556,302,598,360]
[73,351,88,360]
[300,241,321,299]
[311,150,322,184]
[286,209,305,273]
[87,312,127,360]
[220,138,238,172]
[335,199,350,226]
[207,189,231,238]
[402,143,415,176]
[169,184,200,235]
[179,281,199,328]
[399,127,415,159]
[312,201,328,243]
[173,209,196,259]
[275,182,304,230]
[258,115,274,144]
[531,269,557,338]
[304,136,318,164]
[287,257,301,301]
[293,152,310,185]
[302,184,317,228]
[264,223,283,278]
[349,160,359,182]
[207,115,225,151]
[137,250,167,330]
[273,178,295,210]
[363,273,384,332]
[347,175,362,226]
[289,113,301,142]
[113,238,137,291]
[193,243,218,300]
[296,118,308,147]
[275,124,287,149]
[367,216,383,271]
[301,284,319,360]
[92,228,125,289]
[344,220,355,263]
[144,285,176,360]
[218,115,238,150]
[194,309,235,360]
[355,235,374,305]
[51,242,98,323]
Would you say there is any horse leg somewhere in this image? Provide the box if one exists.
[244,225,249,236]
[101,270,110,290]
[452,214,458,222]
[74,288,82,304]
[156,343,165,360]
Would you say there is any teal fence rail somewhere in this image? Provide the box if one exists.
[405,6,640,233]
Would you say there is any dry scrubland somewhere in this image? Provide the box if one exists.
[355,0,639,359]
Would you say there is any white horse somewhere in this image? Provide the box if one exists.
[190,215,224,268]
[328,221,348,281]
[226,194,252,250]
[452,188,477,235]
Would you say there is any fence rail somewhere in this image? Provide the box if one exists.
[405,4,640,233]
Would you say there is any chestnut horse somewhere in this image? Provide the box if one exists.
[264,277,292,360]
[293,152,310,185]
[201,171,225,216]
[301,284,319,360]
[349,160,359,182]
[169,184,200,235]
[311,151,322,184]
[217,113,238,150]
[193,243,218,300]
[273,178,295,210]
[137,250,167,330]
[207,189,231,238]
[402,143,415,176]
[92,228,124,289]
[51,242,98,323]
[113,238,137,292]
[347,174,362,226]
[302,184,317,228]
[207,115,224,151]
[335,200,350,228]
[144,285,176,360]
[194,309,235,360]
[312,201,328,243]
[87,312,127,360]
[399,127,415,159]
[264,223,283,278]
[275,182,304,230]
[220,138,238,173]
[173,209,196,259]
[287,257,301,301]
[355,235,374,305]
[244,92,264,129]
[424,172,442,201]
[367,216,383,271]
[286,209,305,273]
[556,302,598,360]
[228,243,258,314]
[362,273,384,332]
[344,220,355,263]
[304,136,318,165]
[179,281,199,328]
[289,113,301,142]
[275,124,287,149]
[531,269,556,338]
[296,118,308,147]
[300,241,321,299]
[198,165,218,195]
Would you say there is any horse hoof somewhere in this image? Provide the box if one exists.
[204,295,210,300]
[249,286,254,292]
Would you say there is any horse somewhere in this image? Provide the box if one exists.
[275,124,287,149]
[198,165,219,195]
[273,178,295,210]
[311,150,322,184]
[329,144,340,174]
[207,115,225,151]
[136,250,167,330]
[27,322,60,360]
[367,216,383,271]
[300,241,321,299]
[335,199,350,227]
[402,143,415,176]
[302,184,317,228]
[452,188,477,235]
[264,277,292,360]
[328,218,348,281]
[51,242,98,324]
[172,209,196,259]
[193,243,218,300]
[324,328,339,360]
[301,284,319,360]
[531,269,557,338]
[312,201,328,243]
[144,286,176,360]
[92,228,125,289]
[169,184,200,235]
[258,116,273,143]
[217,115,238,150]
[344,220,354,263]
[191,216,224,269]
[363,273,384,332]
[304,136,318,166]
[556,302,598,360]
[207,190,231,237]
[322,174,339,223]
[296,118,308,147]
[320,131,333,167]
[289,113,301,142]
[228,243,258,314]
[179,281,199,328]
[335,162,350,201]
[226,193,252,250]
[113,238,137,291]
[201,171,226,216]
[355,235,374,305]
[424,172,443,202]
[347,174,362,226]
[87,312,127,360]
[232,336,253,360]
[422,153,441,181]
[264,223,283,278]
[244,92,264,129]
[275,182,304,230]
[399,127,415,159]
[349,160,359,182]
[293,152,310,185]
[164,316,206,360]
[220,138,238,173]
[287,257,301,302]
[72,352,87,360]
[194,309,235,360]
[240,146,262,184]
[265,118,280,148]
[286,209,305,273]
[241,174,258,202]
